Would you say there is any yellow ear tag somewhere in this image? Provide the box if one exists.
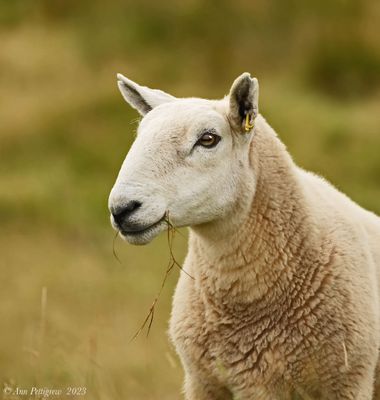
[244,113,255,132]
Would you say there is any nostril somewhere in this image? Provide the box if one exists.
[112,201,142,226]
[124,200,142,214]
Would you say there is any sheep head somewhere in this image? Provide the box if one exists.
[108,73,259,245]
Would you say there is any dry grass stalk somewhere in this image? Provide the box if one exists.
[39,286,47,352]
[130,211,193,341]
[342,341,349,369]
[112,229,122,264]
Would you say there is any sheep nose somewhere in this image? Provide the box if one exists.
[112,201,142,227]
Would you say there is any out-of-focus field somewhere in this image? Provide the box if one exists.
[0,1,379,399]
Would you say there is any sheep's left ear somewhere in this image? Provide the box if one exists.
[117,73,176,116]
[228,72,259,134]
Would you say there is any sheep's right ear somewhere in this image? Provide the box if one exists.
[228,72,259,134]
[117,74,176,116]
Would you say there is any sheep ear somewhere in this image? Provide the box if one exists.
[228,72,259,133]
[117,73,176,116]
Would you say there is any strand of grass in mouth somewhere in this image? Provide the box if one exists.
[113,230,122,264]
[130,212,196,340]
[130,223,176,341]
[164,211,194,280]
[111,211,194,340]
[112,213,192,278]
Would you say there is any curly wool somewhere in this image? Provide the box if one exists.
[169,116,380,400]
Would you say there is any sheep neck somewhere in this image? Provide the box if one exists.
[189,125,319,308]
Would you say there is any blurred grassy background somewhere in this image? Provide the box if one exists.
[0,0,379,399]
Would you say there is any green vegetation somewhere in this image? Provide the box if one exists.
[0,1,379,398]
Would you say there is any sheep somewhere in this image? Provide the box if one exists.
[108,72,380,399]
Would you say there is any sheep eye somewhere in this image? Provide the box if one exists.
[196,132,221,148]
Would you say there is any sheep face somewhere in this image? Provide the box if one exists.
[108,73,259,245]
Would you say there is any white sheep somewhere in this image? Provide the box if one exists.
[108,72,380,399]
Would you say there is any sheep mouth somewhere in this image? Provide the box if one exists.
[121,217,165,235]
[119,215,167,244]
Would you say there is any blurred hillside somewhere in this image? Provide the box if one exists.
[0,1,379,399]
